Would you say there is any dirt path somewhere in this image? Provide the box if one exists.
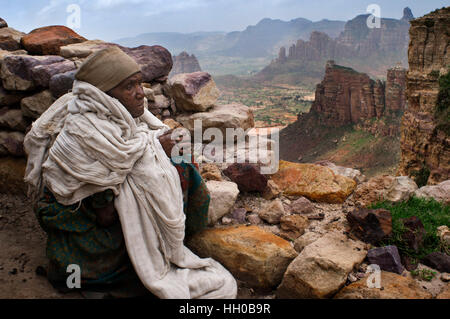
[0,193,82,299]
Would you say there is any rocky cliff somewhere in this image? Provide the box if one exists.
[258,8,412,85]
[169,51,202,77]
[398,7,450,184]
[310,61,405,127]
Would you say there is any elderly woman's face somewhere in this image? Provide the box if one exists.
[107,72,145,118]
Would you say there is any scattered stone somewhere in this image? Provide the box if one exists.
[307,213,325,220]
[20,90,55,119]
[49,70,76,98]
[258,198,285,224]
[231,208,247,224]
[276,232,367,299]
[293,232,322,253]
[0,107,28,131]
[187,225,297,289]
[348,273,358,282]
[401,254,419,271]
[206,180,239,225]
[352,175,395,207]
[271,160,356,204]
[246,213,262,225]
[346,208,392,244]
[223,163,267,193]
[21,25,87,55]
[437,226,450,246]
[441,273,450,282]
[288,196,315,215]
[414,180,450,205]
[421,252,450,273]
[200,163,222,181]
[1,54,65,91]
[384,176,418,203]
[30,60,76,88]
[334,271,432,299]
[0,131,25,156]
[262,179,281,200]
[278,215,309,241]
[176,103,254,138]
[221,216,233,225]
[367,245,405,274]
[152,94,170,109]
[400,216,426,252]
[314,160,366,184]
[169,71,219,112]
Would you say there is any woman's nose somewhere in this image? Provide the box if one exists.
[136,85,144,99]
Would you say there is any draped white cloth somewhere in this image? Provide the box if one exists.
[23,80,237,299]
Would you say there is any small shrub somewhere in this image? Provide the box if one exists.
[410,269,437,281]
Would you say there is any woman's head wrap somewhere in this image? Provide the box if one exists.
[75,46,141,92]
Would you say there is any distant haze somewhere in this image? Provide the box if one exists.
[1,0,448,41]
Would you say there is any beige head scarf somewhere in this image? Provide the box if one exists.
[75,46,141,92]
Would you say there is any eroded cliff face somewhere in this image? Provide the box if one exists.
[310,61,405,127]
[169,51,201,77]
[398,7,450,184]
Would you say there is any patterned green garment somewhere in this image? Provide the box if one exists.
[36,157,210,286]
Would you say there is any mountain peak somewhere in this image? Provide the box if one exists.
[401,7,414,21]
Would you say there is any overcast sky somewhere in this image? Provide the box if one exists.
[1,0,448,41]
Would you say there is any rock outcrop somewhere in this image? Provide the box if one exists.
[398,7,450,184]
[310,60,406,127]
[169,51,201,77]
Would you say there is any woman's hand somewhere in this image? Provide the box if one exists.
[158,129,189,158]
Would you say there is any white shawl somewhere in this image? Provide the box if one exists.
[23,80,237,299]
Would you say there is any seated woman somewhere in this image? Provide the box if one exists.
[24,46,236,299]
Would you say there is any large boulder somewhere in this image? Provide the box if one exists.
[187,225,297,290]
[414,180,450,205]
[384,176,418,203]
[1,54,65,91]
[30,60,76,88]
[0,131,25,156]
[176,103,254,137]
[276,232,367,298]
[293,232,322,253]
[20,90,55,119]
[0,107,28,131]
[123,45,173,83]
[223,163,267,193]
[352,175,395,207]
[0,157,27,194]
[206,180,239,225]
[271,160,356,203]
[334,271,432,299]
[0,27,25,51]
[21,25,87,55]
[346,208,392,244]
[169,72,220,112]
[59,39,109,58]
